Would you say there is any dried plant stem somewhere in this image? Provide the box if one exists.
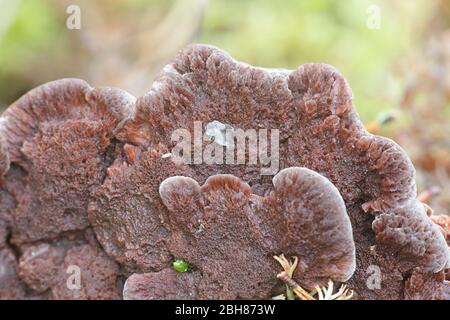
[273,254,354,300]
[277,271,316,300]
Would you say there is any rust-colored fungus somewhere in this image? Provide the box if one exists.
[122,167,355,299]
[431,214,450,247]
[0,79,135,245]
[0,248,27,299]
[0,135,9,181]
[0,45,448,299]
[0,136,10,247]
[17,232,121,299]
[87,143,193,273]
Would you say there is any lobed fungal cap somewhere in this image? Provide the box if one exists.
[137,166,356,299]
[1,44,448,299]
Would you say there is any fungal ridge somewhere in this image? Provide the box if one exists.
[144,167,356,299]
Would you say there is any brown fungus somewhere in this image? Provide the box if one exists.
[0,44,448,300]
[0,136,10,246]
[372,201,448,273]
[404,268,449,300]
[0,79,135,244]
[17,238,122,299]
[430,214,450,247]
[430,213,450,281]
[0,79,132,299]
[0,248,27,299]
[87,143,193,272]
[124,167,355,299]
[0,135,9,181]
[114,45,447,299]
[123,269,201,300]
[48,243,122,300]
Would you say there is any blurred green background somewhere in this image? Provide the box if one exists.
[0,0,449,213]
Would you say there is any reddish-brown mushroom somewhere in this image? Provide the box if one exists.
[0,135,9,181]
[114,45,447,299]
[87,143,193,273]
[122,167,355,300]
[404,268,449,300]
[0,248,27,299]
[0,79,132,299]
[430,214,450,246]
[0,136,10,246]
[430,213,450,282]
[0,44,448,300]
[18,235,122,299]
[0,79,135,244]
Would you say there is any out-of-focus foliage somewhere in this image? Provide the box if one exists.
[0,0,61,104]
[0,0,434,119]
[0,0,181,105]
[201,0,434,121]
[393,30,450,214]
